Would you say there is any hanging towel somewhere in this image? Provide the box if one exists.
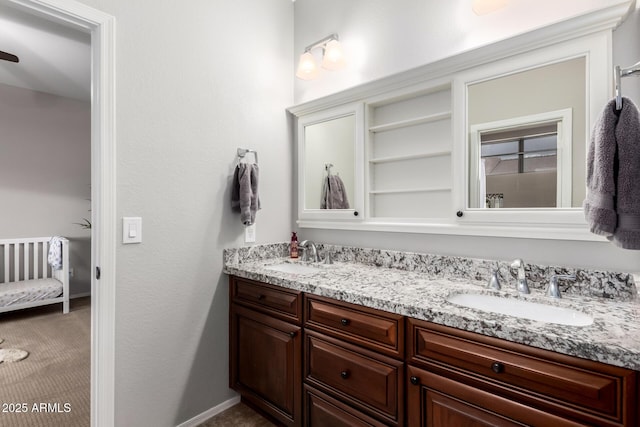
[48,236,64,270]
[584,97,640,249]
[231,163,261,225]
[321,175,350,209]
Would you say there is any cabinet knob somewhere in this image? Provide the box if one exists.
[257,294,265,300]
[491,362,505,374]
[410,376,419,385]
[289,331,297,338]
[340,370,350,379]
[340,318,350,326]
[456,210,464,218]
[353,211,359,217]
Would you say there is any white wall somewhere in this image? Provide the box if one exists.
[0,83,91,296]
[73,0,294,425]
[293,0,630,104]
[293,1,640,272]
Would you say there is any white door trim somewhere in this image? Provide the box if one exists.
[5,0,117,426]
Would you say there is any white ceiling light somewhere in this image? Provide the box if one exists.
[472,0,509,15]
[295,33,345,80]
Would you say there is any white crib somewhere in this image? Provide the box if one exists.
[0,237,69,314]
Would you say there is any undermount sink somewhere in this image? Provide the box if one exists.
[264,262,321,275]
[447,293,593,326]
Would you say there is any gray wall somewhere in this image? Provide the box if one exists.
[73,0,294,425]
[0,83,91,296]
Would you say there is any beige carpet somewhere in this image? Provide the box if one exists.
[0,297,90,427]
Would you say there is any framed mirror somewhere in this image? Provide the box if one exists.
[296,103,364,222]
[453,32,611,235]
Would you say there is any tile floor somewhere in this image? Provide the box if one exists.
[198,403,276,426]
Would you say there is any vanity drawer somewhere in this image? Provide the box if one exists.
[408,320,637,425]
[230,276,302,323]
[304,385,389,427]
[305,331,404,425]
[304,294,404,358]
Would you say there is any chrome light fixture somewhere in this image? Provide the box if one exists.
[295,33,345,80]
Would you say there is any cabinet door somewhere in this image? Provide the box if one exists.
[407,365,587,427]
[230,304,302,427]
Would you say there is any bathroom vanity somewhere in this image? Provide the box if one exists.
[226,244,640,427]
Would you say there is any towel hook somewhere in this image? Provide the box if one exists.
[614,60,640,110]
[325,163,333,175]
[237,148,258,165]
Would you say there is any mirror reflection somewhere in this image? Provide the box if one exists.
[303,114,355,210]
[468,57,585,209]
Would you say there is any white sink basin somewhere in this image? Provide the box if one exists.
[447,293,593,326]
[264,262,321,275]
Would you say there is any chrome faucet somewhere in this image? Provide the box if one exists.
[299,240,320,263]
[546,274,576,299]
[510,259,530,294]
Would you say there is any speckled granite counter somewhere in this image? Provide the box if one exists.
[223,243,640,371]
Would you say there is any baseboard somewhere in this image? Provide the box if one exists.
[175,395,241,427]
[70,292,91,299]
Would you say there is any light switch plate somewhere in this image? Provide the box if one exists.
[123,217,142,244]
[244,223,256,243]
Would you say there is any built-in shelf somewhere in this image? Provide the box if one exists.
[368,111,452,133]
[369,150,452,164]
[369,187,451,195]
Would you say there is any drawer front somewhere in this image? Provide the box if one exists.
[305,295,403,358]
[231,276,302,323]
[408,320,626,420]
[305,331,403,424]
[304,385,389,427]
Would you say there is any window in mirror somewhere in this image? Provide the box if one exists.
[470,110,572,209]
[467,56,584,210]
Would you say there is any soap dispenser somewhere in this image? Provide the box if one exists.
[290,232,299,258]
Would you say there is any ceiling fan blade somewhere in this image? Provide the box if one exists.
[0,50,19,63]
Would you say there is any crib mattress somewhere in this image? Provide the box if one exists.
[0,278,63,308]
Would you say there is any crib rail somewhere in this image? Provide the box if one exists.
[0,237,70,314]
[2,237,53,283]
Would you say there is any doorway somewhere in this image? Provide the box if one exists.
[2,0,117,425]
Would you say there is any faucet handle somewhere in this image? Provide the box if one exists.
[487,271,501,290]
[323,251,334,265]
[546,274,576,298]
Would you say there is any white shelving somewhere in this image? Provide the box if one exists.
[367,87,453,221]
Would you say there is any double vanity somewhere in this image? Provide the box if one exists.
[225,243,640,427]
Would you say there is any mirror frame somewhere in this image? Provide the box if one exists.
[452,31,611,239]
[296,103,364,222]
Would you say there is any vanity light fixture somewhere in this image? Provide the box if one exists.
[472,0,509,15]
[295,33,345,80]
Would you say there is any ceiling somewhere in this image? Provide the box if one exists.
[0,3,90,102]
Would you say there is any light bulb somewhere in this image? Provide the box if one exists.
[295,51,318,80]
[321,39,345,70]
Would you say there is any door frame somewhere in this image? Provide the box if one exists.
[5,0,117,425]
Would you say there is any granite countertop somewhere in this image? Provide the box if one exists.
[223,245,640,371]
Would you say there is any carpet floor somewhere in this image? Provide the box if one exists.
[0,297,90,427]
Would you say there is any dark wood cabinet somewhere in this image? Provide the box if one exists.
[229,276,639,427]
[304,295,405,426]
[407,319,639,427]
[229,277,302,426]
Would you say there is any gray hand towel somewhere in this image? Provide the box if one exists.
[321,175,350,209]
[584,97,640,249]
[231,163,261,225]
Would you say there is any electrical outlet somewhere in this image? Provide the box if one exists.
[244,224,256,243]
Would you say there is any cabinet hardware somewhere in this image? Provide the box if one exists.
[353,211,359,216]
[410,376,419,385]
[289,331,297,338]
[491,361,505,374]
[456,210,464,217]
[340,370,350,379]
[257,294,265,300]
[340,318,350,326]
